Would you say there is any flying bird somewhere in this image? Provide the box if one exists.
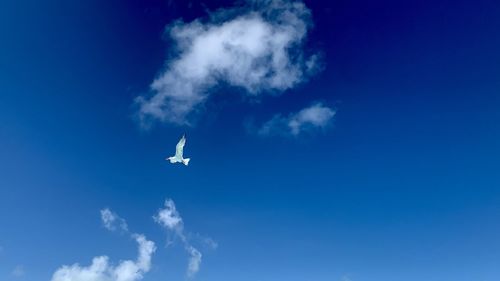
[166,134,191,166]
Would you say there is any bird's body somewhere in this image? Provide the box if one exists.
[166,135,190,166]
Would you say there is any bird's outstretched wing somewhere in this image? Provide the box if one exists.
[175,135,186,158]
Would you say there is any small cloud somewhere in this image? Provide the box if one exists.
[257,102,336,136]
[100,208,128,233]
[51,234,155,281]
[186,246,202,278]
[201,237,218,250]
[135,0,320,127]
[154,198,214,278]
[11,265,25,278]
[153,199,183,233]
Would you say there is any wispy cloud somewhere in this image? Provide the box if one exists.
[136,0,319,126]
[200,236,218,250]
[186,246,202,278]
[51,234,155,281]
[257,102,336,136]
[11,265,25,278]
[154,198,214,278]
[340,274,352,281]
[100,208,128,233]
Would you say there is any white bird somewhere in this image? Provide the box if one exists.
[166,134,191,166]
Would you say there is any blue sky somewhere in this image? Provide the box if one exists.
[0,0,499,280]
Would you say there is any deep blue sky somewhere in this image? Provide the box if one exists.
[1,0,500,280]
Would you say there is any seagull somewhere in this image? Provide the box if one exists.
[166,134,191,166]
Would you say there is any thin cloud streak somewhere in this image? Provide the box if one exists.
[257,102,336,136]
[154,198,214,278]
[100,208,129,233]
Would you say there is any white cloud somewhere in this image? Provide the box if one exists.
[258,102,336,136]
[100,208,128,233]
[136,0,319,126]
[153,199,183,233]
[51,234,156,281]
[11,265,25,278]
[186,246,202,278]
[154,198,212,278]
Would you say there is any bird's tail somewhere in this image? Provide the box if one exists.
[182,158,190,166]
